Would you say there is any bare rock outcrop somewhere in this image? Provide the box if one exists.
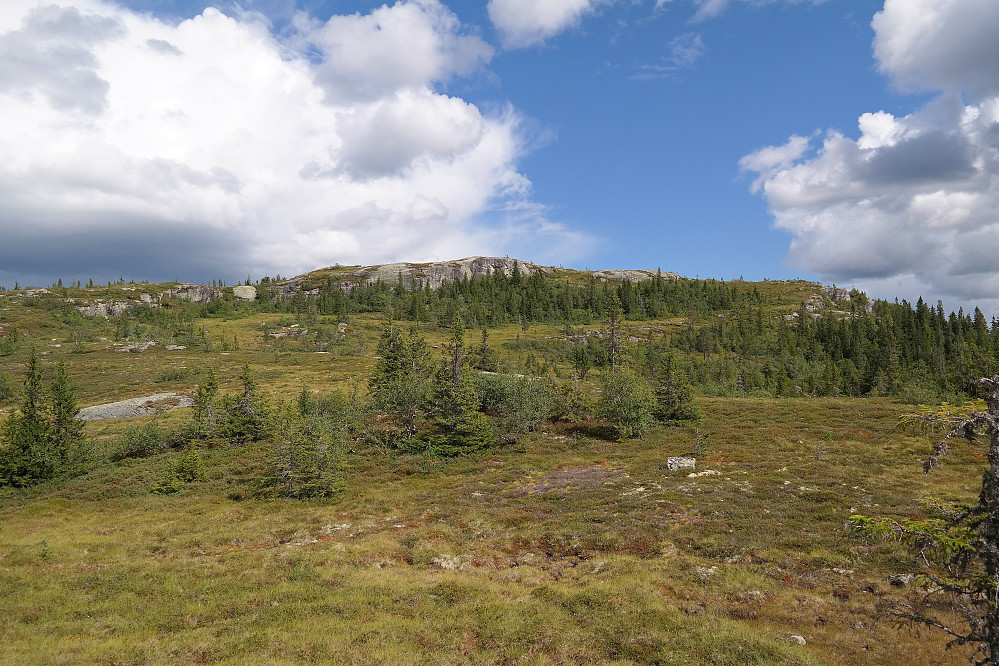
[274,257,681,298]
[77,300,136,317]
[161,283,221,303]
[232,285,257,301]
[821,285,851,302]
[591,268,679,283]
[77,393,193,421]
[347,257,546,289]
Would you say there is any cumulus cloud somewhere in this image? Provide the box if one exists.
[0,0,586,286]
[487,0,605,49]
[742,0,999,312]
[873,0,999,101]
[0,3,124,114]
[311,0,492,103]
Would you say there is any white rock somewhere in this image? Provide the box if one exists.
[668,456,696,471]
[233,285,257,301]
[688,470,721,478]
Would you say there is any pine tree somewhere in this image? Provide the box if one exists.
[50,361,86,468]
[370,325,433,439]
[426,319,495,456]
[269,403,345,498]
[220,364,269,442]
[607,293,623,371]
[651,352,700,423]
[192,367,220,435]
[0,348,55,486]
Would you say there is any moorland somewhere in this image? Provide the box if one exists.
[0,258,995,664]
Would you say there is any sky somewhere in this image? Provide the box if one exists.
[1,0,998,315]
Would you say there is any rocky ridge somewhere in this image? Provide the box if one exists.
[60,257,865,320]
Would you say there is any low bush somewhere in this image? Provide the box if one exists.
[110,422,183,461]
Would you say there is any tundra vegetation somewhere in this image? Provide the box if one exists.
[1,264,998,663]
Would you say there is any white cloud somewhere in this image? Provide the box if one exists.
[738,134,810,192]
[743,0,999,313]
[487,0,605,49]
[873,0,999,101]
[311,0,492,103]
[0,0,585,285]
[0,3,124,114]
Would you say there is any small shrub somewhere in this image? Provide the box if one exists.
[269,403,345,499]
[110,422,178,461]
[155,367,192,382]
[150,476,186,495]
[599,370,657,439]
[0,372,15,404]
[150,447,206,494]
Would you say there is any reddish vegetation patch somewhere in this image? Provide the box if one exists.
[507,462,624,497]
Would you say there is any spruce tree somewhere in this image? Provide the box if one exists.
[426,319,495,456]
[50,361,87,468]
[269,402,345,498]
[606,293,623,371]
[370,325,433,439]
[0,348,55,486]
[192,367,220,436]
[471,328,499,372]
[221,364,268,442]
[651,353,700,423]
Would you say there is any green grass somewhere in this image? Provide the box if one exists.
[0,396,982,664]
[0,284,985,664]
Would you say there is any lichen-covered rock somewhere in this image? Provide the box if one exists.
[232,285,257,301]
[667,456,696,471]
[161,283,221,303]
[77,300,135,317]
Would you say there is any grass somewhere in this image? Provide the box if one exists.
[0,282,985,664]
[0,396,981,664]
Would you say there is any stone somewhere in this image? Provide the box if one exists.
[667,456,696,471]
[77,300,135,317]
[232,285,257,301]
[822,285,851,302]
[115,341,156,353]
[76,392,193,421]
[161,283,221,303]
[887,573,915,587]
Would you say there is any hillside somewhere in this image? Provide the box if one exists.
[0,259,995,664]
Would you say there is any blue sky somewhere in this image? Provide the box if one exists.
[1,0,998,314]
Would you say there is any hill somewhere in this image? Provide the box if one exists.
[0,259,995,664]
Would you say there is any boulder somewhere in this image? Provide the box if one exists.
[667,456,696,471]
[161,283,221,303]
[77,300,135,317]
[233,285,257,301]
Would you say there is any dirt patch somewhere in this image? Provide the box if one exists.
[507,462,625,497]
